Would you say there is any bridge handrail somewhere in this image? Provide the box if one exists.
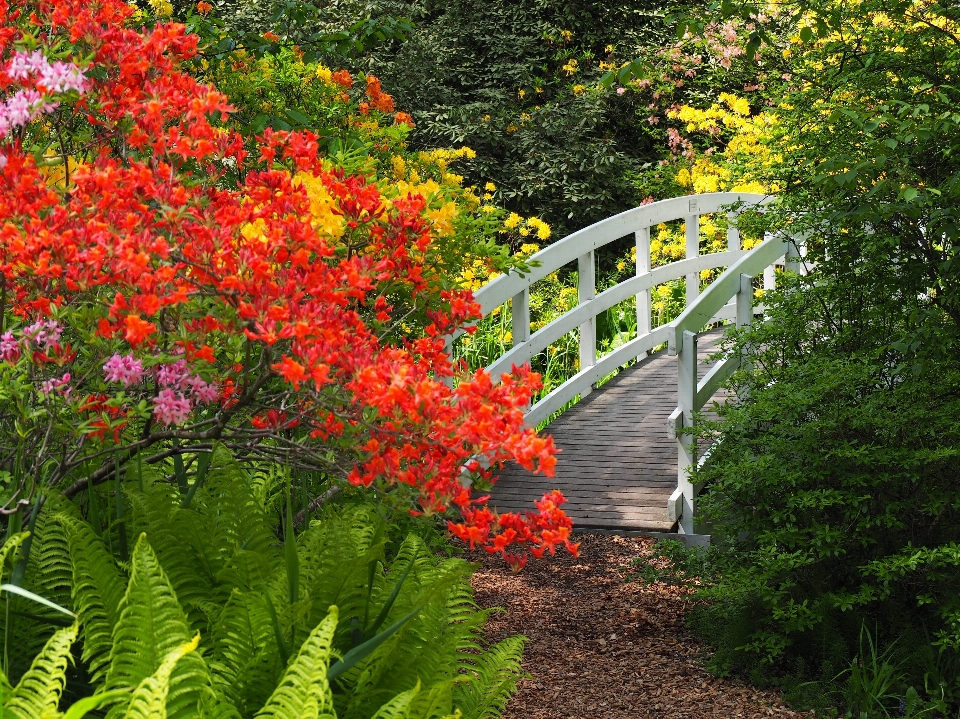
[460,192,774,428]
[666,229,802,534]
[462,191,800,537]
[473,192,772,316]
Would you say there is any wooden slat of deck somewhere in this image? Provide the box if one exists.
[489,328,726,532]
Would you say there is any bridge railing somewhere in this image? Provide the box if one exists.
[666,229,799,534]
[458,192,773,426]
[455,191,802,534]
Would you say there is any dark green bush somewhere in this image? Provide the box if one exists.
[686,264,960,714]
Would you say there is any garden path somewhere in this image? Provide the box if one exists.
[489,329,726,532]
[470,533,810,719]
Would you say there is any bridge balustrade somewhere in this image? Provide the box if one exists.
[458,192,804,535]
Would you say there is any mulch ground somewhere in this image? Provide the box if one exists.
[467,532,811,719]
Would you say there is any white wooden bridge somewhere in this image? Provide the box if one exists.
[461,192,803,535]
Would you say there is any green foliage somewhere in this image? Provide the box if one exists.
[0,447,525,719]
[340,0,678,237]
[686,271,960,714]
[4,622,78,719]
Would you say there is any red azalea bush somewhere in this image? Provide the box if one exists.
[0,0,577,562]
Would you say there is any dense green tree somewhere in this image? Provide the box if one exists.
[683,0,960,711]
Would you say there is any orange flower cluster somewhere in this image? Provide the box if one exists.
[331,69,353,89]
[0,0,573,562]
[394,111,415,127]
[365,74,394,113]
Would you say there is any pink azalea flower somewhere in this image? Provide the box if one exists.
[103,353,146,387]
[152,388,193,426]
[24,320,62,350]
[0,331,20,363]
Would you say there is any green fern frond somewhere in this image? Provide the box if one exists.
[11,496,77,665]
[4,621,78,719]
[61,514,126,687]
[125,481,215,628]
[121,633,200,719]
[408,679,457,719]
[254,606,338,719]
[370,681,420,719]
[0,532,29,580]
[105,534,208,719]
[197,685,244,719]
[452,636,526,719]
[209,589,274,700]
[27,497,78,612]
[193,445,276,561]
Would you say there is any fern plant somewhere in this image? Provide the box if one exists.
[0,445,525,719]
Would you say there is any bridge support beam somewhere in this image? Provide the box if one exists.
[685,203,700,308]
[635,226,651,339]
[578,251,596,396]
[675,329,698,535]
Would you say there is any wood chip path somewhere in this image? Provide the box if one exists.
[469,533,810,719]
[489,329,726,532]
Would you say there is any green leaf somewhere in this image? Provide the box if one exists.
[105,534,209,719]
[0,584,75,617]
[5,622,78,719]
[903,187,919,201]
[122,634,200,719]
[799,27,814,43]
[283,109,313,128]
[62,691,132,719]
[61,515,125,686]
[254,607,337,719]
[328,600,427,682]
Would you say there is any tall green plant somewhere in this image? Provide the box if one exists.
[0,446,525,718]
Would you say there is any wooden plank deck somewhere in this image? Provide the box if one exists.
[489,329,727,532]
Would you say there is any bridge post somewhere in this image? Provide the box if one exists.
[736,274,753,328]
[676,329,698,535]
[685,200,700,307]
[727,211,740,252]
[578,251,596,395]
[635,226,651,338]
[762,232,777,293]
[511,288,530,346]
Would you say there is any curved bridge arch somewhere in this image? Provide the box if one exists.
[464,192,801,535]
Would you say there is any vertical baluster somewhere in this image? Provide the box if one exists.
[441,336,454,388]
[685,200,700,308]
[763,232,776,293]
[736,273,753,328]
[785,238,801,274]
[727,211,741,252]
[511,289,530,346]
[578,250,596,395]
[675,329,698,535]
[635,226,651,338]
[736,274,754,377]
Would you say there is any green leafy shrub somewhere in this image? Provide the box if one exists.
[685,270,960,714]
[0,448,524,718]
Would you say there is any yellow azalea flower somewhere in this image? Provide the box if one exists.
[292,172,346,240]
[427,201,459,237]
[573,84,586,95]
[560,29,573,41]
[485,181,497,191]
[315,64,333,84]
[504,212,523,229]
